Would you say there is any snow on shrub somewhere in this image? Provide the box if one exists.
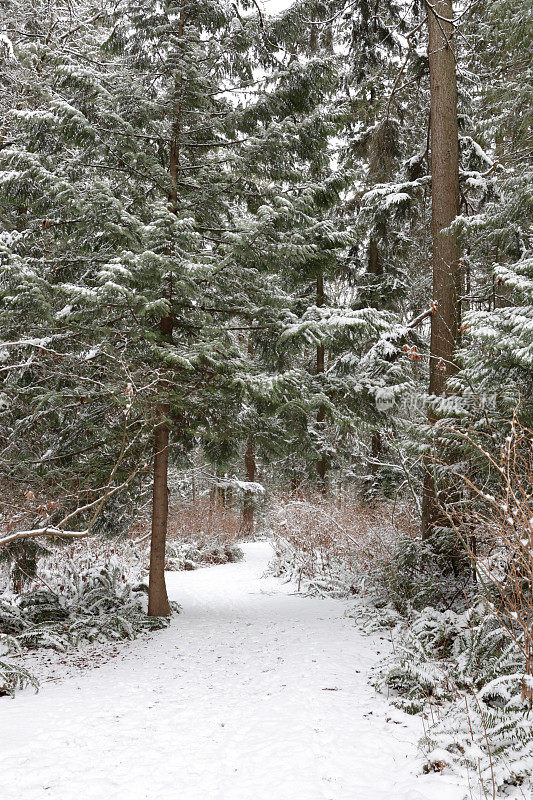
[166,540,243,571]
[0,562,171,695]
[269,494,414,596]
[0,499,245,695]
[369,602,532,793]
[0,658,38,697]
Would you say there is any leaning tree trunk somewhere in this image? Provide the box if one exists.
[421,0,461,538]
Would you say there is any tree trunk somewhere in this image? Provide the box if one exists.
[422,0,461,538]
[370,431,382,475]
[148,400,172,616]
[316,273,327,484]
[368,236,383,277]
[242,435,256,534]
[368,237,384,469]
[148,1,184,610]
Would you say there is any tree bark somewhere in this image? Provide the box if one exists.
[148,2,184,612]
[148,400,172,616]
[316,273,327,484]
[242,435,256,534]
[422,0,461,538]
[370,432,382,475]
[368,237,384,470]
[368,236,383,277]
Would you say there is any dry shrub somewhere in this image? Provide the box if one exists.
[444,416,533,704]
[0,483,41,538]
[271,493,418,592]
[126,497,243,570]
[167,497,242,548]
[129,497,242,549]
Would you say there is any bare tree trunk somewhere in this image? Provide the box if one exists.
[148,2,184,611]
[316,273,327,484]
[368,236,384,471]
[422,0,461,538]
[148,400,172,616]
[370,432,382,475]
[242,435,256,534]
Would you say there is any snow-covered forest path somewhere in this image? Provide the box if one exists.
[1,542,467,800]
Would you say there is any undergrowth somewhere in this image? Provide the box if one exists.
[0,562,171,696]
[0,499,244,696]
[269,494,414,595]
[361,602,533,794]
[270,493,532,796]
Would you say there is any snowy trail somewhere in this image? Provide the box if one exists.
[0,542,467,800]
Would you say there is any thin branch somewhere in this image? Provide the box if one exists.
[58,11,104,41]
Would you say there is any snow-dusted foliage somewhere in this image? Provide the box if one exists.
[0,560,170,695]
[0,653,39,697]
[0,0,530,792]
[370,603,532,793]
[165,539,243,572]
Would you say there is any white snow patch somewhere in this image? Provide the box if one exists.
[0,542,468,800]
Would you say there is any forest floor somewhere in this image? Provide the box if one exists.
[0,541,470,800]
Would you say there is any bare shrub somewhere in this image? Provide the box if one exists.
[271,493,418,594]
[443,415,533,705]
[128,497,243,569]
[168,497,242,550]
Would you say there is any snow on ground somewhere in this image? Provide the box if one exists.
[0,542,469,800]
